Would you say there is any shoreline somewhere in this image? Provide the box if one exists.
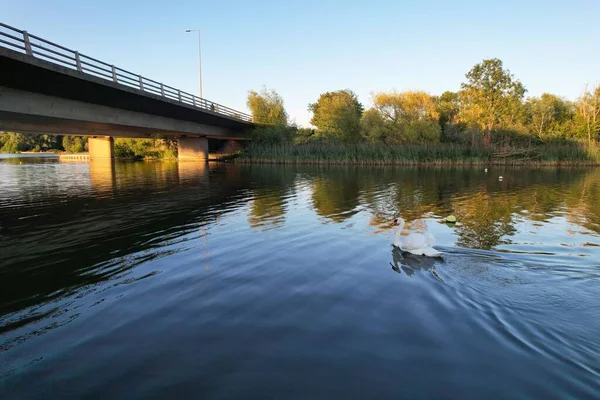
[235,159,600,167]
[236,142,600,166]
[7,152,600,167]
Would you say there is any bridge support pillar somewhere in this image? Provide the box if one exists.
[88,136,114,159]
[178,137,208,161]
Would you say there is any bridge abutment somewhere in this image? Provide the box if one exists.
[88,137,114,159]
[178,137,208,161]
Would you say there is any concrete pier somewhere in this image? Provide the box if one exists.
[88,137,115,159]
[178,137,208,161]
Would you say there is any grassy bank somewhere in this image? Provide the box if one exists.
[237,142,600,166]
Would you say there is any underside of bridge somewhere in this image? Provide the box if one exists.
[0,47,253,160]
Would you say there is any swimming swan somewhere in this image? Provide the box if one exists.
[393,218,442,257]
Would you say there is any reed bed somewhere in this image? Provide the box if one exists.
[237,142,600,166]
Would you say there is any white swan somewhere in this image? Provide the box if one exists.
[393,218,442,257]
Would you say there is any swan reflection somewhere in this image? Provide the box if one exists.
[390,246,442,280]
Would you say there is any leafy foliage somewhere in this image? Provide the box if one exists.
[576,84,600,145]
[363,91,441,144]
[437,91,460,127]
[0,132,27,153]
[458,58,526,145]
[114,138,178,159]
[0,132,73,153]
[373,91,439,123]
[250,125,298,144]
[247,87,288,126]
[308,90,363,142]
[62,136,88,153]
[524,94,574,141]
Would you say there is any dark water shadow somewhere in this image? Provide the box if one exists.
[389,246,443,280]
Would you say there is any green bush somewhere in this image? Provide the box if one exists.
[251,125,297,144]
[114,138,177,159]
[62,136,87,153]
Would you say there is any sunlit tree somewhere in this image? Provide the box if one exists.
[524,93,573,141]
[373,91,439,123]
[309,90,363,142]
[247,87,288,126]
[62,136,88,153]
[364,90,441,144]
[576,83,600,145]
[0,132,26,153]
[459,58,526,146]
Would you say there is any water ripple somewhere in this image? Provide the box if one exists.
[1,161,600,398]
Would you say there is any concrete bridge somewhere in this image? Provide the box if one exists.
[0,22,253,160]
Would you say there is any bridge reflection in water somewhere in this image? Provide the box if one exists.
[89,159,116,198]
[1,161,252,323]
[83,159,212,198]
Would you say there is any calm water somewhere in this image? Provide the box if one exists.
[1,155,599,399]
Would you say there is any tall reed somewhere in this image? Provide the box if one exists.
[237,142,600,165]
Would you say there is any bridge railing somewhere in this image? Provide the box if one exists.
[0,22,252,122]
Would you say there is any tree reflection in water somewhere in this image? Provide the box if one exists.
[241,165,600,250]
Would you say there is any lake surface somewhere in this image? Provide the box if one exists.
[1,155,599,399]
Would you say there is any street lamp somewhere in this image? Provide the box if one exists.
[185,29,202,99]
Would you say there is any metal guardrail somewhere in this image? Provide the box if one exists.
[0,22,252,122]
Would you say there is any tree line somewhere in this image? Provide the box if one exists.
[247,58,600,147]
[0,132,176,159]
[0,133,88,153]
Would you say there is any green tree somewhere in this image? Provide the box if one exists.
[436,91,463,142]
[366,91,441,144]
[373,91,439,123]
[62,136,87,153]
[0,132,27,153]
[1,132,65,152]
[437,91,460,127]
[309,90,363,142]
[43,134,61,151]
[361,108,388,143]
[459,58,526,146]
[247,87,288,126]
[113,138,176,159]
[576,84,600,145]
[524,94,573,141]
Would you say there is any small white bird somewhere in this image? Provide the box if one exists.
[484,168,488,173]
[393,218,442,257]
[499,176,503,181]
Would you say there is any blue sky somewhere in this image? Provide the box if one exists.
[3,0,599,126]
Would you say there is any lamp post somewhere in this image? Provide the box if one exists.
[185,29,202,99]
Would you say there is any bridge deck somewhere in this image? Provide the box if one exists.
[0,22,251,124]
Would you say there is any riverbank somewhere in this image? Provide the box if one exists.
[236,142,600,166]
